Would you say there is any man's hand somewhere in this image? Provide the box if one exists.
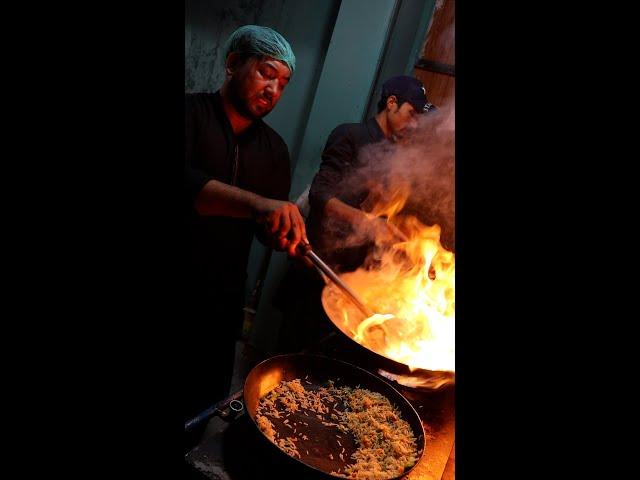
[324,197,407,247]
[192,180,309,258]
[363,214,408,247]
[253,198,308,257]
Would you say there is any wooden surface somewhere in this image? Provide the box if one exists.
[403,387,455,480]
[414,0,455,108]
[423,0,455,65]
[415,69,455,108]
[441,441,455,480]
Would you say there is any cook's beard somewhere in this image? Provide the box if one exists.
[228,80,267,121]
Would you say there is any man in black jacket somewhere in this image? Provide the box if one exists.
[184,25,307,437]
[307,75,435,271]
[275,75,435,353]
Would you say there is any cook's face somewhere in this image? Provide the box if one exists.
[389,101,419,140]
[232,56,291,119]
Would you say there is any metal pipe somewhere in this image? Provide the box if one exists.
[184,390,244,431]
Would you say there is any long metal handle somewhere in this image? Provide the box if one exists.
[299,243,374,318]
[184,390,244,431]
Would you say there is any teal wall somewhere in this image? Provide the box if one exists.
[365,0,436,119]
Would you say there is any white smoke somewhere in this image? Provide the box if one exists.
[348,101,455,252]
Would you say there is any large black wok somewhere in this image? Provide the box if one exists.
[243,354,425,479]
[321,284,455,390]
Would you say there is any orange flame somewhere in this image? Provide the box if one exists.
[325,211,455,373]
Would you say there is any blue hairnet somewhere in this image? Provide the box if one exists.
[223,25,296,75]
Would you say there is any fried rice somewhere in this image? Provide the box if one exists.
[255,379,418,479]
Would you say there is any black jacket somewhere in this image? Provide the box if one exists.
[184,91,291,294]
[307,117,386,271]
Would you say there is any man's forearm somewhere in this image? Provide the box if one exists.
[194,179,308,257]
[323,197,406,245]
[194,179,261,218]
[324,197,369,227]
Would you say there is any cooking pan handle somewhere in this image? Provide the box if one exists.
[298,242,374,318]
[184,390,245,432]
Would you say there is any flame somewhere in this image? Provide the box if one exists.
[326,213,455,373]
[368,187,409,220]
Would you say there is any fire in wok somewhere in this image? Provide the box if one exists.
[321,218,455,378]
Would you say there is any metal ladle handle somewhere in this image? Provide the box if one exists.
[298,242,374,318]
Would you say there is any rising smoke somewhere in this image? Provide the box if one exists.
[325,101,455,256]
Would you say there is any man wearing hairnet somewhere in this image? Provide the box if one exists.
[184,25,307,445]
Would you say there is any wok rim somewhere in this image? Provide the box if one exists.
[321,285,455,388]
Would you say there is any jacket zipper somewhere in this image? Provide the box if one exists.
[231,144,239,186]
